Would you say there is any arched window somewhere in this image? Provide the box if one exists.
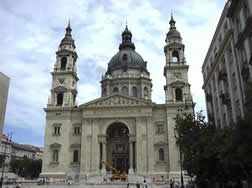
[53,150,58,162]
[159,148,164,161]
[73,150,78,163]
[144,87,149,99]
[172,50,179,63]
[113,87,119,93]
[132,87,137,97]
[57,93,63,105]
[73,94,76,105]
[122,86,128,95]
[122,54,128,61]
[175,88,183,101]
[61,57,67,69]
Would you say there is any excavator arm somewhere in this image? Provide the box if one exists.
[102,161,128,181]
[102,161,120,174]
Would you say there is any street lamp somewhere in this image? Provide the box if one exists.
[179,143,184,188]
[175,93,195,188]
[0,133,12,188]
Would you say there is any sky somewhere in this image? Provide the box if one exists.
[1,0,226,147]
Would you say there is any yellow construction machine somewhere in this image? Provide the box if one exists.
[102,161,128,181]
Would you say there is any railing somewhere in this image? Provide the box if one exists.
[102,73,149,80]
[54,67,75,72]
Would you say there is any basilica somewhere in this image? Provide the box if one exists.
[41,16,194,181]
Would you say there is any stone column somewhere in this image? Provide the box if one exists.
[101,142,107,174]
[103,142,107,162]
[129,141,134,174]
[80,119,89,180]
[129,134,136,174]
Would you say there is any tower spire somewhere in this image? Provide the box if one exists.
[65,19,72,36]
[169,13,176,30]
[68,18,71,28]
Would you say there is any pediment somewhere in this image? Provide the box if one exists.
[154,141,168,146]
[50,142,62,148]
[170,80,186,88]
[80,93,151,108]
[54,86,67,93]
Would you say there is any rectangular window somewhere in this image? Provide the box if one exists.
[249,37,252,54]
[73,150,79,163]
[159,148,164,161]
[53,150,58,162]
[229,48,233,64]
[236,16,241,34]
[218,34,222,44]
[54,126,61,135]
[74,127,80,135]
[156,122,165,134]
[236,100,241,119]
[224,22,228,33]
[232,72,237,90]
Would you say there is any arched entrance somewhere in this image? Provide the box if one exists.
[106,122,129,173]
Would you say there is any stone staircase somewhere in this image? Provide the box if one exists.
[85,174,152,185]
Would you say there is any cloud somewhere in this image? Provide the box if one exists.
[0,0,226,145]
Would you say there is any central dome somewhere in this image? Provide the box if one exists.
[108,49,146,72]
[106,25,147,74]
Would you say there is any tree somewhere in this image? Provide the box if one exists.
[10,156,42,179]
[174,111,252,187]
[174,112,225,187]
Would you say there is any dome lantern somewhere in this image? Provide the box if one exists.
[119,25,135,50]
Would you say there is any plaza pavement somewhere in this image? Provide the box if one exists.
[3,183,170,188]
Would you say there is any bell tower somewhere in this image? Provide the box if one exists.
[164,15,192,105]
[47,21,78,107]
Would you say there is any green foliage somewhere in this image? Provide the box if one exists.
[174,111,252,186]
[10,156,42,179]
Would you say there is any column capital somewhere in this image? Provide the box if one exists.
[98,134,107,143]
[129,133,136,138]
[129,134,136,142]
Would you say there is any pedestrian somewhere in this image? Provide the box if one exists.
[16,182,21,188]
[136,181,140,188]
[170,179,174,188]
[143,179,147,188]
[127,182,130,188]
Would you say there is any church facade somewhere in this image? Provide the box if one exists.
[42,16,194,181]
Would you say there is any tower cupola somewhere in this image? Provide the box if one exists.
[166,14,182,42]
[60,20,76,48]
[119,25,135,50]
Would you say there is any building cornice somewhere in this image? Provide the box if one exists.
[202,29,232,89]
[202,2,230,70]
